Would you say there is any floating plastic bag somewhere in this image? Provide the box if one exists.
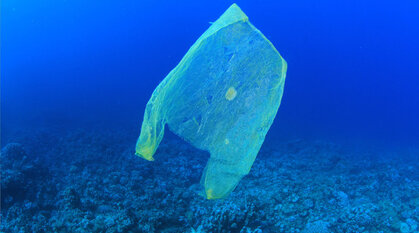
[135,3,287,199]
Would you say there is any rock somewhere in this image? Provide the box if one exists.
[302,220,330,233]
[400,222,410,233]
[303,199,314,210]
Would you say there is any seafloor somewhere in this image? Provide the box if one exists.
[1,128,418,233]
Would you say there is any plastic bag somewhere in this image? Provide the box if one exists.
[135,3,287,199]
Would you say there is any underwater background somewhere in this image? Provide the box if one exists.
[1,0,418,232]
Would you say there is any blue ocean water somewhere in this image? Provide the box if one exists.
[1,1,418,232]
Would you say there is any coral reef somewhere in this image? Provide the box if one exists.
[1,129,418,232]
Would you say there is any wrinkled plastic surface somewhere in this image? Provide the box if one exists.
[135,3,287,199]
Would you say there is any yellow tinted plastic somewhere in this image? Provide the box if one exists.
[135,3,287,199]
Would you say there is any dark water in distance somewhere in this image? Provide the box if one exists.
[2,0,419,148]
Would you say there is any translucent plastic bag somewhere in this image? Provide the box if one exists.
[135,3,287,199]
